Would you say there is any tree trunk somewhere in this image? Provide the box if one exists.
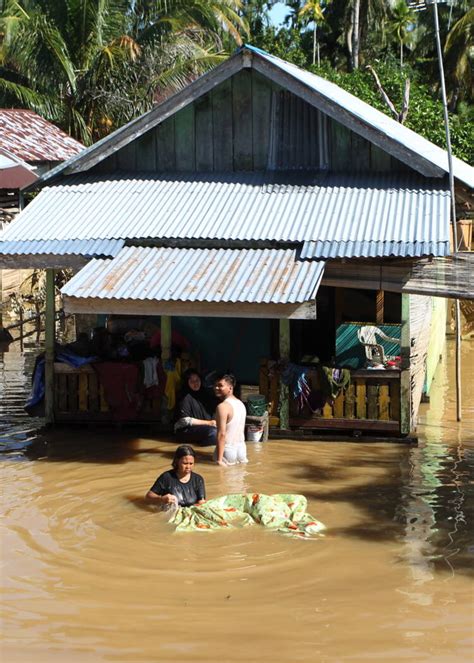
[313,23,317,65]
[351,0,360,70]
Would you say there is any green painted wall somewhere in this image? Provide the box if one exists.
[173,316,271,384]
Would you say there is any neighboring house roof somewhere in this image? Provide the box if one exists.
[31,45,474,189]
[0,172,451,258]
[0,109,84,163]
[61,246,325,305]
[0,149,38,189]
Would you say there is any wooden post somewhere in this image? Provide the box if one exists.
[161,315,171,362]
[376,290,384,324]
[44,268,56,424]
[160,315,172,425]
[279,318,290,430]
[400,293,411,436]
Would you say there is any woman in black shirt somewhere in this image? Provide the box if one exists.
[146,445,206,508]
[174,369,217,446]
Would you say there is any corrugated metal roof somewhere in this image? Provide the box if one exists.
[61,246,325,304]
[247,46,474,189]
[0,238,124,257]
[1,172,450,257]
[301,240,450,259]
[0,110,84,163]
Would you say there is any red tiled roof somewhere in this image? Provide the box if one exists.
[0,109,84,163]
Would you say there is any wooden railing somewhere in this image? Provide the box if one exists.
[53,363,162,422]
[259,360,401,434]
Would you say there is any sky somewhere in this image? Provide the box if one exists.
[269,2,290,27]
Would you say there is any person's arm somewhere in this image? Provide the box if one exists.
[145,473,178,506]
[145,490,178,506]
[194,475,206,505]
[178,394,216,427]
[190,417,216,426]
[215,401,229,465]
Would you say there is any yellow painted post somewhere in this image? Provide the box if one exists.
[161,315,171,362]
[44,269,55,424]
[161,315,172,425]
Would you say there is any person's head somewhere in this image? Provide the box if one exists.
[183,369,202,393]
[172,445,196,475]
[214,373,236,400]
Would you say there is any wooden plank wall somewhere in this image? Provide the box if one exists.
[94,70,410,175]
[328,118,411,173]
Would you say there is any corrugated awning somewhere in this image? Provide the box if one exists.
[61,246,326,319]
[1,172,450,260]
[0,238,124,269]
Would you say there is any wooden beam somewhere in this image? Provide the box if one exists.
[376,290,384,323]
[63,297,317,320]
[279,319,290,430]
[44,269,56,424]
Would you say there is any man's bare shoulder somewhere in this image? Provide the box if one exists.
[216,400,231,413]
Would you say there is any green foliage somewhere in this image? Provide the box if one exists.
[0,0,247,142]
[313,60,473,164]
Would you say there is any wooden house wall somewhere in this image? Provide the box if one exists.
[93,70,413,176]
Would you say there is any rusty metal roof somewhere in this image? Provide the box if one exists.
[0,110,84,163]
[0,172,451,258]
[61,246,325,304]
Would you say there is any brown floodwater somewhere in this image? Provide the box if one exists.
[1,339,473,663]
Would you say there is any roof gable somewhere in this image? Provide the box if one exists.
[30,46,473,189]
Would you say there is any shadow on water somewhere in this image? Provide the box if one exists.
[22,433,217,466]
[294,439,474,577]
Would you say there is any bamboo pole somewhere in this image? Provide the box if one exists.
[44,269,56,424]
[432,0,461,421]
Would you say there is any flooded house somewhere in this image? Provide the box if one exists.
[0,46,473,439]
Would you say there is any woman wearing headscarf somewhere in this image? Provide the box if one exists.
[174,369,217,445]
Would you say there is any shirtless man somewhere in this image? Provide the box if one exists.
[213,373,248,466]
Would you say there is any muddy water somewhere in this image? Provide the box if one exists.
[1,340,473,663]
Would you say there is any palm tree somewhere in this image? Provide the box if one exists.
[389,0,416,67]
[444,7,473,108]
[0,0,246,143]
[298,0,326,66]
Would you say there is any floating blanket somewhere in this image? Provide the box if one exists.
[168,493,326,538]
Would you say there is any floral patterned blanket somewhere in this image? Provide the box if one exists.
[168,493,326,538]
